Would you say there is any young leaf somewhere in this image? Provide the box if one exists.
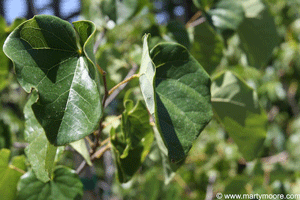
[111,100,154,183]
[17,166,83,200]
[211,71,267,160]
[237,0,280,68]
[139,35,213,163]
[0,149,26,200]
[190,21,224,74]
[24,91,58,182]
[3,15,102,145]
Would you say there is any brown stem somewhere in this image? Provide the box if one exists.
[105,63,139,108]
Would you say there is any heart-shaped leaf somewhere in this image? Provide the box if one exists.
[3,15,102,145]
[139,35,213,163]
[111,99,154,183]
[24,91,58,182]
[211,71,267,160]
[0,149,26,200]
[17,166,83,200]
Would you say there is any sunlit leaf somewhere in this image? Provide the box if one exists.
[0,149,26,200]
[24,91,57,182]
[3,15,102,145]
[17,166,83,200]
[139,35,212,163]
[207,0,244,31]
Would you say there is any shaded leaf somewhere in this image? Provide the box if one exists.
[0,149,26,200]
[190,21,224,74]
[211,71,267,160]
[3,15,102,145]
[24,91,58,182]
[17,166,83,200]
[166,21,191,49]
[70,139,92,166]
[0,120,11,149]
[100,0,146,25]
[237,0,280,68]
[139,35,212,163]
[111,100,154,183]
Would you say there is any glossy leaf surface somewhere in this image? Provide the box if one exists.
[190,21,224,74]
[17,166,83,200]
[0,149,26,200]
[111,100,154,183]
[139,35,213,163]
[24,91,57,182]
[211,71,267,160]
[3,15,102,145]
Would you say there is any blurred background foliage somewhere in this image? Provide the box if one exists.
[1,0,300,199]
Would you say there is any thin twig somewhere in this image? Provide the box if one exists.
[13,142,29,149]
[76,143,111,175]
[186,10,202,28]
[287,82,300,116]
[105,64,139,108]
[108,74,140,95]
[187,17,206,28]
[91,143,111,160]
[9,165,26,174]
[102,114,122,129]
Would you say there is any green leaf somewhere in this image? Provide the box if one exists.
[17,166,83,200]
[139,35,213,163]
[237,0,280,68]
[0,120,11,149]
[0,16,9,91]
[192,0,216,10]
[207,0,245,31]
[100,0,144,24]
[3,15,102,145]
[111,100,154,183]
[24,92,58,182]
[211,71,267,160]
[0,17,26,92]
[190,21,224,74]
[166,21,191,49]
[0,149,26,200]
[70,139,92,166]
